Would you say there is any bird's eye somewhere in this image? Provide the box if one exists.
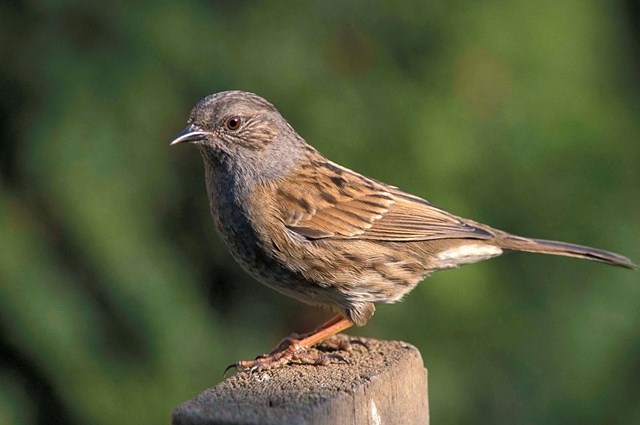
[225,116,242,130]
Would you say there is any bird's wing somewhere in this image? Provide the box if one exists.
[276,161,494,241]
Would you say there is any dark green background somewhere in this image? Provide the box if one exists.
[1,1,639,424]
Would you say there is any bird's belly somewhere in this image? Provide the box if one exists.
[212,205,339,307]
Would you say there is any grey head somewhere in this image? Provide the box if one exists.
[171,91,308,181]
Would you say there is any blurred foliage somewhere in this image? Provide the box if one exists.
[1,1,639,424]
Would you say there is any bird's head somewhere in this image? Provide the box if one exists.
[171,91,307,180]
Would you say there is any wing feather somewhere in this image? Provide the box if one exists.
[276,160,494,242]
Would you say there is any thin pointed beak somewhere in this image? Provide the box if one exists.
[170,124,211,146]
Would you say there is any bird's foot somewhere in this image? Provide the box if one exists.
[225,338,349,374]
[317,333,369,352]
[224,314,355,375]
[264,331,365,353]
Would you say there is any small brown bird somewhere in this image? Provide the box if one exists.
[171,91,636,372]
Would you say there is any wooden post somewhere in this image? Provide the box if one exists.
[172,337,429,425]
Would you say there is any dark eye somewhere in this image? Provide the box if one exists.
[225,116,242,130]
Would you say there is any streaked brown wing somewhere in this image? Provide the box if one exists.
[276,160,494,242]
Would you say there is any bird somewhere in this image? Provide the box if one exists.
[171,90,636,372]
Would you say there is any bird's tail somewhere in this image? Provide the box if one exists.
[496,233,637,269]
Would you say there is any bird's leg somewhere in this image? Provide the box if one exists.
[298,315,368,351]
[266,313,346,354]
[228,314,354,373]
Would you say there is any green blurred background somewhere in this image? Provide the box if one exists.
[1,1,639,424]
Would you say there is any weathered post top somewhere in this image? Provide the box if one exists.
[172,337,429,425]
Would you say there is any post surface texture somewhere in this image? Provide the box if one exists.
[172,337,429,425]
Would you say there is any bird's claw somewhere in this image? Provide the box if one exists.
[324,353,350,364]
[223,363,238,377]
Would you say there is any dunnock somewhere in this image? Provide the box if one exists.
[171,91,636,372]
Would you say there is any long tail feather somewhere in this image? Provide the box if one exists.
[497,234,637,269]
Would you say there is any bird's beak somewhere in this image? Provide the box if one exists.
[170,124,211,146]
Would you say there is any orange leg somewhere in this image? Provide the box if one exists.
[295,315,353,347]
[228,314,355,373]
[267,313,348,352]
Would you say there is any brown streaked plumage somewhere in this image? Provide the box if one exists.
[171,90,637,372]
